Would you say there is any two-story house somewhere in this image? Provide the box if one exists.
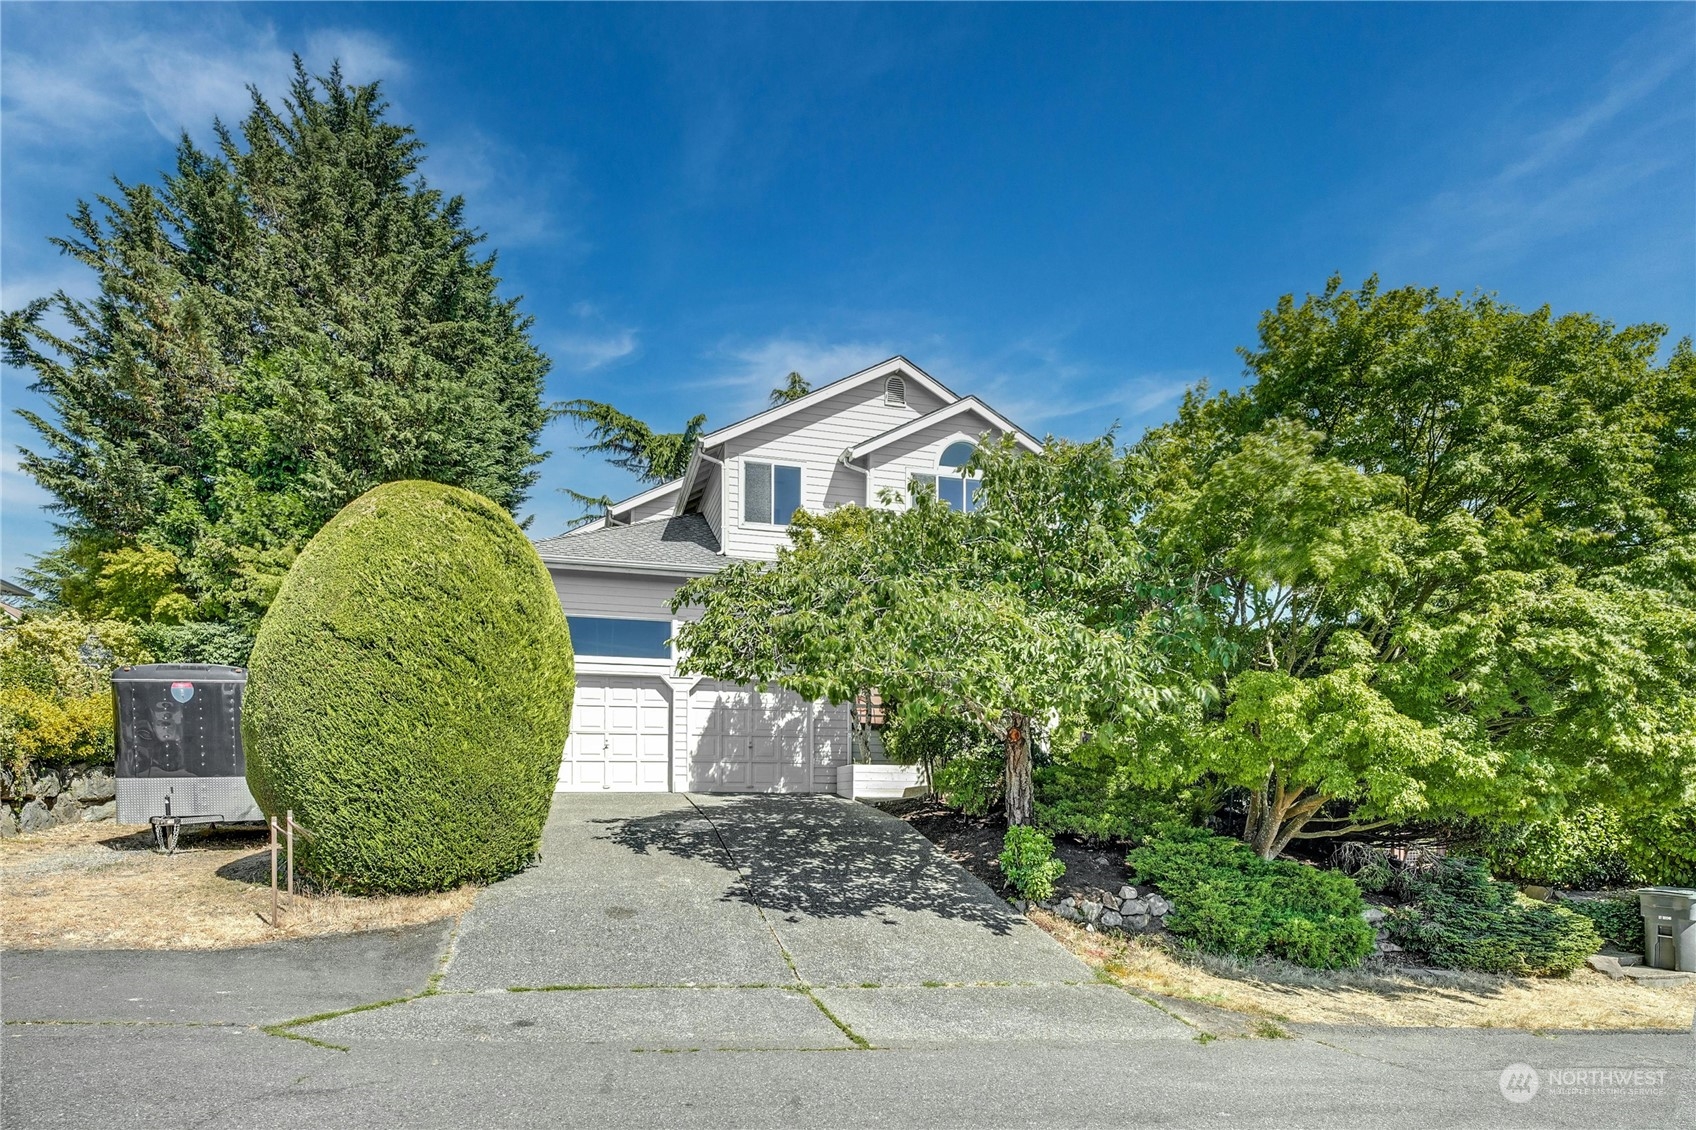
[532,356,1040,795]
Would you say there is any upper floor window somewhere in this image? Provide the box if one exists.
[911,442,983,512]
[744,461,803,525]
[884,376,906,406]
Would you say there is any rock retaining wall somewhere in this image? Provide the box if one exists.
[0,764,117,836]
[1016,884,1175,934]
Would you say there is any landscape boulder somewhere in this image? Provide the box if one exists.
[17,800,54,833]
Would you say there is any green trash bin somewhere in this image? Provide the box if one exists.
[1636,888,1696,972]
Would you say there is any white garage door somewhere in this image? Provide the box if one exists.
[560,677,672,792]
[687,681,824,793]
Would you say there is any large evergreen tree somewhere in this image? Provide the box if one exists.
[2,61,551,625]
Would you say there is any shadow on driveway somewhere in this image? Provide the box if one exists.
[602,794,1023,935]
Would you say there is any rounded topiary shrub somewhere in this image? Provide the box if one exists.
[244,481,573,893]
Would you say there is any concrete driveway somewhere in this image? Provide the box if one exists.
[420,792,1181,1051]
[5,794,1691,1128]
[445,792,1098,990]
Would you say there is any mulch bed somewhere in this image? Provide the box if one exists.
[878,798,1131,899]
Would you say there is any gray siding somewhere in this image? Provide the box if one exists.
[623,488,681,524]
[551,568,699,621]
[700,463,724,544]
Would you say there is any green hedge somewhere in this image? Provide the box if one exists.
[1388,859,1600,976]
[1452,806,1696,890]
[1127,826,1375,969]
[1563,896,1645,954]
[244,481,573,893]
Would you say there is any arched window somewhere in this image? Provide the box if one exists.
[934,441,982,512]
[884,375,906,407]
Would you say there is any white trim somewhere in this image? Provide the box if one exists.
[573,656,677,676]
[540,558,722,576]
[846,396,1041,461]
[670,446,725,519]
[604,478,684,524]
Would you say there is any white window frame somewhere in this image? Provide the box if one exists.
[933,438,982,512]
[741,459,806,526]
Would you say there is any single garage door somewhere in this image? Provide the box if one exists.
[687,680,831,793]
[560,676,672,792]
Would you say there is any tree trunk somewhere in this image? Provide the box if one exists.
[1240,771,1327,859]
[1003,713,1034,827]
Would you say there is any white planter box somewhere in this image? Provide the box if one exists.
[836,762,928,800]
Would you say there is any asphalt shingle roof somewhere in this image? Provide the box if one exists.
[532,513,725,572]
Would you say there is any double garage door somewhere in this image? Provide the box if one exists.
[558,675,847,793]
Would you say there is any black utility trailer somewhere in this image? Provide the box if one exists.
[113,664,264,842]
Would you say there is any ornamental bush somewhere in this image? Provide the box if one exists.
[1563,896,1645,955]
[1127,825,1375,969]
[244,481,573,893]
[1000,826,1066,902]
[1387,858,1600,977]
[0,616,150,775]
[1035,755,1221,843]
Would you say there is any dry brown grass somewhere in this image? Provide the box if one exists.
[1,820,473,950]
[1032,910,1696,1032]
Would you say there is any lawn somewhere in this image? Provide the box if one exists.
[0,821,472,950]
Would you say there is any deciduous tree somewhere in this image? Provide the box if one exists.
[1138,278,1696,856]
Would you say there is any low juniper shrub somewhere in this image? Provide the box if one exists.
[1126,825,1374,970]
[1386,858,1601,977]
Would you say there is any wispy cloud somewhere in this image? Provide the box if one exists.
[1381,27,1691,274]
[543,303,640,372]
[1,10,403,149]
[423,126,578,251]
[552,330,640,372]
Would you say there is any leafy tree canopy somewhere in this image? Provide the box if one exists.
[1137,277,1696,855]
[673,437,1215,824]
[2,60,551,626]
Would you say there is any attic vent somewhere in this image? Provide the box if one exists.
[884,375,906,407]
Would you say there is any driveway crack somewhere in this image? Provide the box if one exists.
[682,796,874,1050]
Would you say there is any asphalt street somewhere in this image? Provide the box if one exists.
[4,794,1692,1128]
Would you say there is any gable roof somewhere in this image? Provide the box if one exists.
[673,356,958,515]
[844,396,1042,462]
[601,477,683,525]
[532,513,725,575]
[696,356,957,450]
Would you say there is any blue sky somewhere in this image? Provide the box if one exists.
[3,2,1692,579]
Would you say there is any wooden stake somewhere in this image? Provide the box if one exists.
[269,815,279,926]
[286,809,295,905]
